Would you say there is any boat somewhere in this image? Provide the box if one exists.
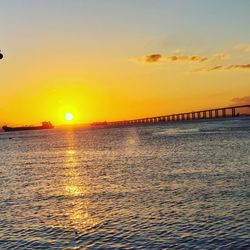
[2,121,54,132]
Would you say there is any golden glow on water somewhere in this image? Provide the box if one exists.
[63,149,87,197]
[68,201,97,229]
[67,149,76,155]
[65,184,82,196]
[54,131,98,230]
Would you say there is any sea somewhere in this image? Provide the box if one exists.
[0,117,249,249]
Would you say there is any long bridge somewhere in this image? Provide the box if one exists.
[92,104,250,127]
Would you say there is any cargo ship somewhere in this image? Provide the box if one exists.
[2,121,54,132]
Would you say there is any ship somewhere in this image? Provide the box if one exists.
[2,121,54,132]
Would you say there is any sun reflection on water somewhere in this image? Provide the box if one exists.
[58,130,99,230]
[65,184,83,196]
[68,201,97,229]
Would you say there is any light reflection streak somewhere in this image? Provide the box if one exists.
[59,130,98,229]
[124,127,140,154]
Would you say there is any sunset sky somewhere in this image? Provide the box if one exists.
[0,0,250,126]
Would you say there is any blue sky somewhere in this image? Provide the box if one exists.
[1,0,250,51]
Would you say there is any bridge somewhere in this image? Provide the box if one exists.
[92,104,250,127]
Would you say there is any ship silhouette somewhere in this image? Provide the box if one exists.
[2,121,54,132]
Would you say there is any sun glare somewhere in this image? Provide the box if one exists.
[65,112,74,121]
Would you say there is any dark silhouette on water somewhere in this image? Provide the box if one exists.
[2,121,54,132]
[91,104,250,127]
[0,51,3,60]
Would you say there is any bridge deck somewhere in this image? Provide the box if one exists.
[92,104,250,126]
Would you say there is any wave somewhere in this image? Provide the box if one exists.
[153,128,200,136]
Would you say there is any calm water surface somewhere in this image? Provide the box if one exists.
[0,118,249,249]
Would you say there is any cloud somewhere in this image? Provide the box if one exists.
[207,65,224,71]
[145,54,162,63]
[200,64,250,72]
[137,49,247,73]
[226,64,250,69]
[142,54,207,63]
[231,96,250,105]
[167,55,207,62]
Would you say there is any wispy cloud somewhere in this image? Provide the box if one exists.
[142,53,207,64]
[231,96,250,105]
[205,64,250,71]
[167,55,208,62]
[197,64,250,72]
[206,65,224,71]
[226,64,250,70]
[135,47,249,73]
[145,54,162,63]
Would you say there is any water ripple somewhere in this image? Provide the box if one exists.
[0,118,249,249]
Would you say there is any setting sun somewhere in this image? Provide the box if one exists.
[65,113,73,121]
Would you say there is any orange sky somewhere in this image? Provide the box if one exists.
[0,1,250,126]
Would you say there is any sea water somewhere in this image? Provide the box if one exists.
[0,118,249,249]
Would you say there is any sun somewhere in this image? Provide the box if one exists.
[65,112,74,121]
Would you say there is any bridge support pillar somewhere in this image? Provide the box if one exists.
[215,110,219,118]
[222,108,226,117]
[209,110,213,119]
[232,107,236,117]
[103,105,250,127]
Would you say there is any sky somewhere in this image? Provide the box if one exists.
[0,0,250,125]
